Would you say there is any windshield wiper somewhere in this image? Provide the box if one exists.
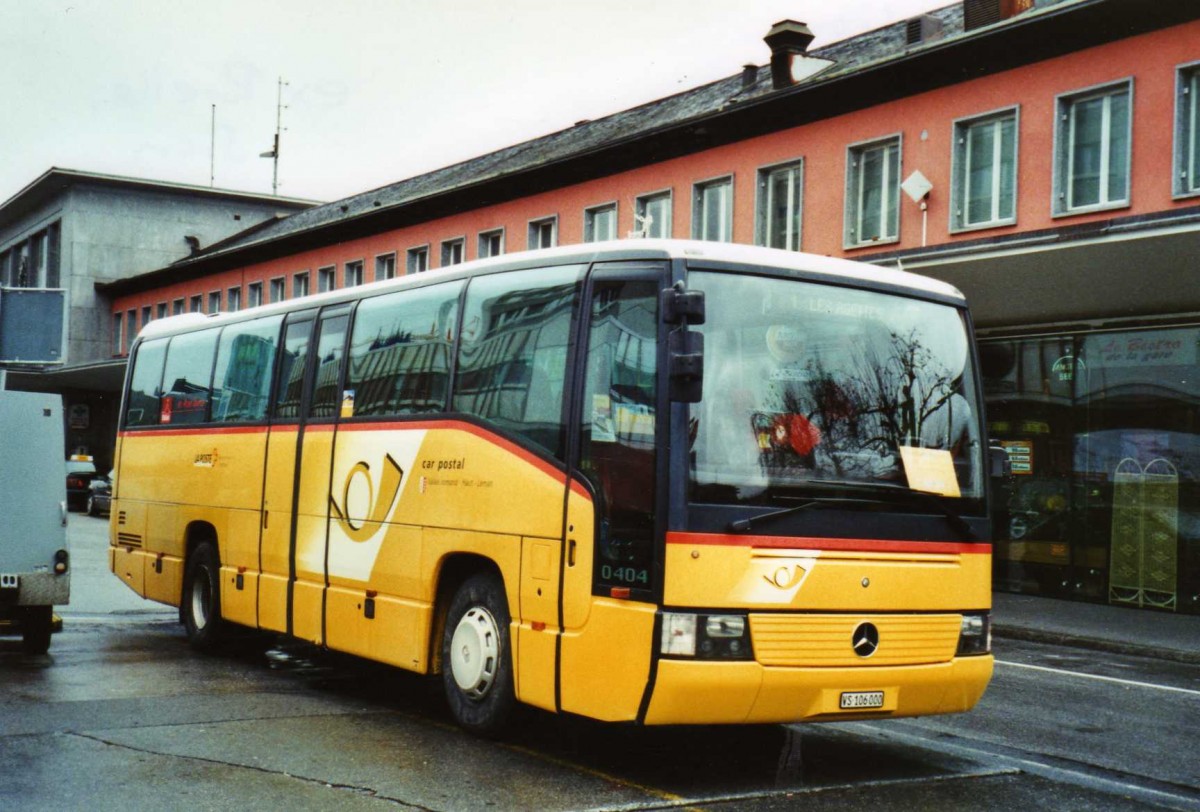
[805,479,976,541]
[726,496,878,533]
[725,481,976,541]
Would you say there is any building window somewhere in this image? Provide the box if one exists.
[1175,63,1200,198]
[208,291,221,314]
[441,238,465,267]
[188,295,202,313]
[757,160,804,250]
[112,313,123,356]
[634,191,672,239]
[407,245,430,274]
[173,298,185,315]
[157,302,168,320]
[1055,80,1132,215]
[845,136,901,246]
[317,265,335,293]
[952,109,1018,231]
[247,282,263,309]
[293,271,309,299]
[692,177,733,242]
[227,287,241,313]
[528,216,557,250]
[141,305,152,327]
[127,309,137,343]
[584,203,617,243]
[344,260,364,287]
[478,229,504,258]
[267,277,285,303]
[375,253,396,281]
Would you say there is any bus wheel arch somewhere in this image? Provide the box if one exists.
[181,523,225,652]
[435,558,516,736]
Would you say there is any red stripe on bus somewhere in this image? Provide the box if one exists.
[666,532,991,555]
[119,425,268,438]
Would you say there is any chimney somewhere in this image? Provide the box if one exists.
[963,0,1034,31]
[741,64,758,91]
[905,14,944,45]
[764,20,816,89]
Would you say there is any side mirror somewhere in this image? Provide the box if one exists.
[661,284,705,325]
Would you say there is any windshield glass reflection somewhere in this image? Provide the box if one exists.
[689,270,983,505]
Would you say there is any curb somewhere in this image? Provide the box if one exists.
[994,625,1200,665]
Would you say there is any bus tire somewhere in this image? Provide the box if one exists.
[21,606,53,655]
[441,572,516,736]
[182,541,225,651]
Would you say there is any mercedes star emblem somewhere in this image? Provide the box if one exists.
[852,622,880,657]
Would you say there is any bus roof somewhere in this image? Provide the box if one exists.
[135,239,964,342]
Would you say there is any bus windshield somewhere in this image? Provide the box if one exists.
[689,270,984,506]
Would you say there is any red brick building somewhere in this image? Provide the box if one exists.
[103,0,1200,613]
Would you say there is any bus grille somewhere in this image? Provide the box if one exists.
[749,613,961,667]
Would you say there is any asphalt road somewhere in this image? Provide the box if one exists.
[1,515,1196,811]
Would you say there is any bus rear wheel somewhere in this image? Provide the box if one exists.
[21,606,52,655]
[182,542,225,651]
[441,573,515,736]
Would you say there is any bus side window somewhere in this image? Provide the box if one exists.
[125,338,169,428]
[346,281,462,417]
[211,316,282,423]
[578,279,659,593]
[159,329,218,425]
[310,313,349,419]
[452,265,585,460]
[273,318,313,419]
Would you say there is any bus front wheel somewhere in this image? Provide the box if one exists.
[182,542,225,651]
[441,573,516,736]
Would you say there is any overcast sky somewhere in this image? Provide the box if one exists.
[2,0,945,205]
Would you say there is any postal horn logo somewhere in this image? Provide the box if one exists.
[330,454,405,543]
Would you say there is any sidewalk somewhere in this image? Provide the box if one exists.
[992,591,1200,664]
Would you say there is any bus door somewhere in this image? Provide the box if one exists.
[291,307,350,644]
[259,311,315,634]
[558,262,666,721]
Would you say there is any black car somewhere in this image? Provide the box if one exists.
[87,470,113,516]
[65,457,99,512]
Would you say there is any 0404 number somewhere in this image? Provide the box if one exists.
[600,565,649,585]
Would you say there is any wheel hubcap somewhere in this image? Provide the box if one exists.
[449,606,499,699]
[190,569,210,630]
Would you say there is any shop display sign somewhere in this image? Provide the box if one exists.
[1092,329,1198,368]
[1000,440,1033,475]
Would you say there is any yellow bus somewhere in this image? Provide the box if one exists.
[110,240,993,734]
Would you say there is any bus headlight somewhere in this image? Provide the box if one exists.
[956,612,991,656]
[661,612,753,660]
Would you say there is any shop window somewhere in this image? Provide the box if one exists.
[692,177,732,242]
[845,136,900,247]
[634,191,672,239]
[1175,63,1200,199]
[982,327,1200,614]
[528,216,557,249]
[953,109,1018,231]
[1054,80,1132,215]
[757,160,803,250]
[584,204,617,243]
[407,245,430,274]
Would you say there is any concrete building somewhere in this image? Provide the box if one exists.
[0,168,315,464]
[102,0,1200,614]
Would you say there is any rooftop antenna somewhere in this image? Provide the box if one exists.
[209,104,216,187]
[259,76,288,195]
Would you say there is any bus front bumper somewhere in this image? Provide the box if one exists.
[642,654,993,725]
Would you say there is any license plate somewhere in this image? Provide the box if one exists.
[0,574,18,590]
[840,690,884,710]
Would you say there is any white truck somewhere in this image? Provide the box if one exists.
[0,391,70,654]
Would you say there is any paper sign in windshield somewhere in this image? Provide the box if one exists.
[899,446,961,498]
